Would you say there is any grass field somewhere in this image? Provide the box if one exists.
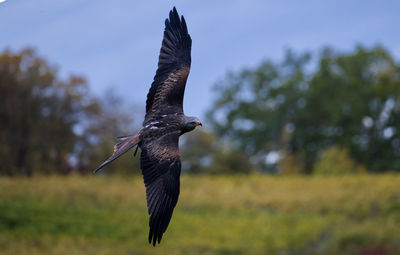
[1,174,400,255]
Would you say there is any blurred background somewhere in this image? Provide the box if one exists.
[1,1,400,254]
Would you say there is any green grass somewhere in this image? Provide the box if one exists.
[1,174,400,254]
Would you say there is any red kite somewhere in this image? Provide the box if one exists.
[94,7,201,246]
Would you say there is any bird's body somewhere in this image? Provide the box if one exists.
[94,7,201,246]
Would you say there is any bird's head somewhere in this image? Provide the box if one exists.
[182,116,202,134]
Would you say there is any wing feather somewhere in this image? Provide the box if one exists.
[140,131,181,246]
[145,7,192,119]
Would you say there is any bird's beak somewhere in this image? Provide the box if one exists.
[196,120,202,126]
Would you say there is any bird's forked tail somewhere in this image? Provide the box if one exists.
[93,133,140,173]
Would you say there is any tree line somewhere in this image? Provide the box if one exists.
[1,46,399,176]
[207,45,400,174]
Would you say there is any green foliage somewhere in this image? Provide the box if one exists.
[181,130,255,174]
[278,152,304,175]
[3,45,400,176]
[1,174,400,254]
[207,46,400,173]
[313,146,366,175]
[297,46,400,173]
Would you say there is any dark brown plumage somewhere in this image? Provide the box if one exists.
[94,7,202,246]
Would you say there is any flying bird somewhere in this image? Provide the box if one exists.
[94,7,201,246]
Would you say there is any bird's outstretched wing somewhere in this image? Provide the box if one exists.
[145,7,192,118]
[140,130,181,246]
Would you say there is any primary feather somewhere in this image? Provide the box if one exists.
[145,7,192,117]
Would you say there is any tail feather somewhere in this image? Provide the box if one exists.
[93,134,140,173]
[116,135,133,140]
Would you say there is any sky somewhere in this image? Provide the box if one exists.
[1,0,399,120]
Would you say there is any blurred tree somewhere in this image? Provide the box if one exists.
[207,46,400,173]
[0,48,97,175]
[294,46,400,173]
[207,49,311,173]
[313,146,366,175]
[278,152,304,175]
[81,90,141,175]
[180,129,255,174]
[0,48,139,176]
